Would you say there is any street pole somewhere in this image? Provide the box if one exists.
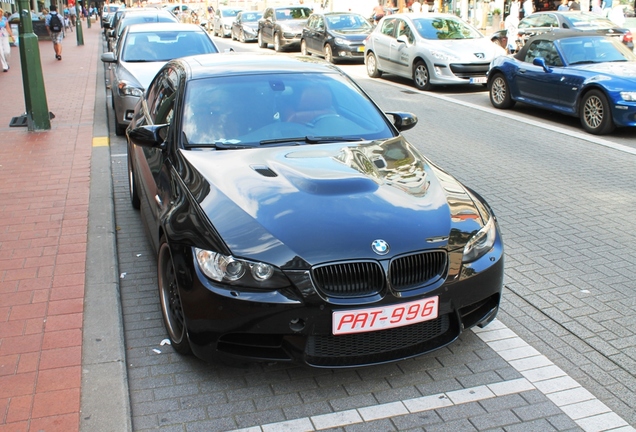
[17,0,51,130]
[87,2,91,28]
[76,1,84,45]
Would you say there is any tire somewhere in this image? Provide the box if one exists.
[115,120,126,136]
[580,89,615,135]
[489,73,515,109]
[324,44,334,63]
[300,39,309,56]
[365,52,382,78]
[231,30,236,40]
[158,237,192,355]
[239,30,245,43]
[127,152,140,209]
[274,32,283,52]
[257,30,267,48]
[413,60,432,91]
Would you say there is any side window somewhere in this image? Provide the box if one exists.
[524,40,563,66]
[397,20,414,44]
[150,69,177,125]
[381,18,396,37]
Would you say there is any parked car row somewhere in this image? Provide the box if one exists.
[99,4,634,372]
[490,11,634,52]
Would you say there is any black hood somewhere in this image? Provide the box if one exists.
[179,137,485,267]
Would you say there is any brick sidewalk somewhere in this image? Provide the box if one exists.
[0,23,100,432]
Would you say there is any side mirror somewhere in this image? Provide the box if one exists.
[386,112,417,132]
[396,35,409,44]
[127,124,169,148]
[101,52,116,63]
[107,29,115,38]
[532,57,552,72]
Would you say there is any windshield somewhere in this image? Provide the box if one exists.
[241,12,262,22]
[118,14,177,36]
[182,73,395,148]
[413,17,482,40]
[567,13,617,29]
[275,7,312,20]
[122,31,218,62]
[558,36,636,64]
[221,9,241,17]
[326,13,373,31]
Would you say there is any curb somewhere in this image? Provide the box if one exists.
[79,37,132,432]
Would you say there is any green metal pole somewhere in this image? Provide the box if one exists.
[17,0,51,130]
[75,2,84,45]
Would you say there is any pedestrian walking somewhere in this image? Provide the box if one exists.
[45,4,64,61]
[558,0,569,11]
[411,0,422,13]
[0,8,13,72]
[372,1,385,23]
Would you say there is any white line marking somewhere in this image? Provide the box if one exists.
[229,319,634,432]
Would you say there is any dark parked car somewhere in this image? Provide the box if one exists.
[101,23,218,135]
[300,12,373,63]
[488,31,636,134]
[258,6,312,51]
[515,11,633,51]
[126,53,504,367]
[231,10,263,42]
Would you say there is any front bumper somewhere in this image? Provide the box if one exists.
[333,43,366,60]
[113,93,140,127]
[430,61,491,86]
[176,241,504,368]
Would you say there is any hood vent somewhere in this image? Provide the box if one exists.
[251,165,278,178]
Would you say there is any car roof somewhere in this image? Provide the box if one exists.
[513,30,609,60]
[175,53,342,79]
[126,22,205,33]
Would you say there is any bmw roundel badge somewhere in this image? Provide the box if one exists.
[371,239,390,255]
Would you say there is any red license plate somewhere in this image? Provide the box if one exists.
[332,296,439,335]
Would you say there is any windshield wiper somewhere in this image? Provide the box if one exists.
[259,136,364,145]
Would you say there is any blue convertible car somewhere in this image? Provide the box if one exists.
[488,31,636,135]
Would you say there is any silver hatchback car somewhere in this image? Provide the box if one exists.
[101,23,219,135]
[364,13,505,91]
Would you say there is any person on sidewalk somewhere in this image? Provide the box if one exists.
[0,8,13,72]
[45,4,64,61]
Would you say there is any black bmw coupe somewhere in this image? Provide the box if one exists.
[126,53,504,368]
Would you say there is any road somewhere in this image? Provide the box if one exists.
[106,36,636,431]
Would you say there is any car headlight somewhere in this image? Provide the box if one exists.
[334,37,349,46]
[430,50,460,62]
[195,248,289,289]
[117,81,143,98]
[462,217,496,263]
[620,92,636,102]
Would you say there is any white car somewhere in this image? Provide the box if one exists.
[213,7,242,38]
[364,13,505,91]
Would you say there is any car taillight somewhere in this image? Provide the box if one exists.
[623,30,633,44]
